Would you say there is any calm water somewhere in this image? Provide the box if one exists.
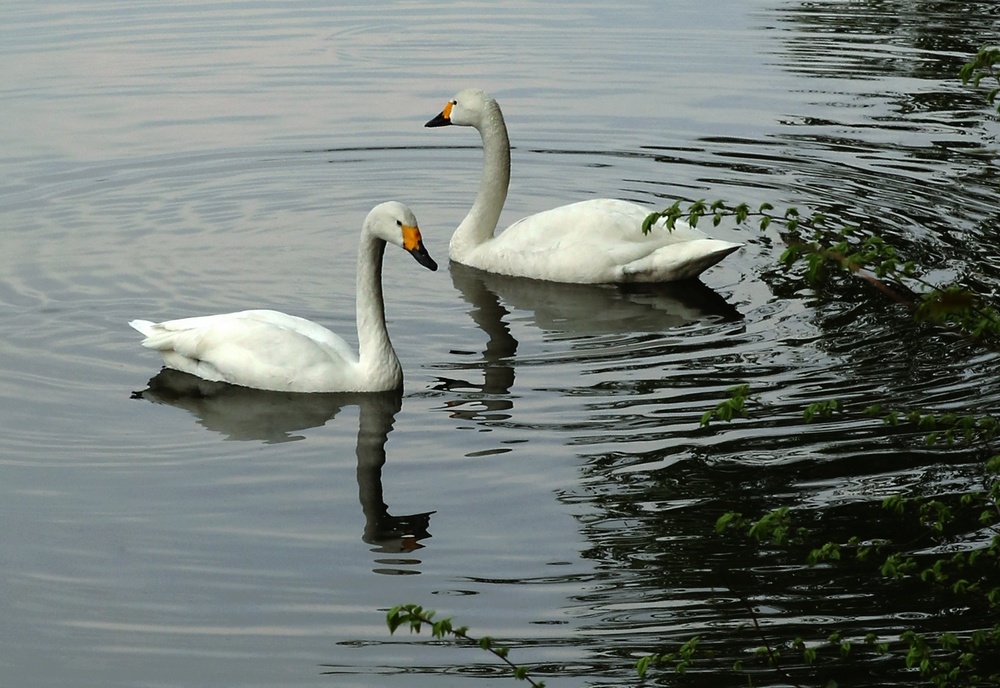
[2,2,999,687]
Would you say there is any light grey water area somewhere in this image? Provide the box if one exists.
[1,2,999,687]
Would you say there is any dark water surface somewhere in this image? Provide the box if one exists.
[2,1,999,687]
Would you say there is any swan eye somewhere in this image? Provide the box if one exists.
[396,220,403,227]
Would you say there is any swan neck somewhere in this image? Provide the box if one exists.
[452,101,511,259]
[356,233,402,388]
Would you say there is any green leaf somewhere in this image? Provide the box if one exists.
[636,655,651,679]
[715,511,741,532]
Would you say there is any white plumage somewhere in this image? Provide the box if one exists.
[130,201,437,393]
[426,88,742,283]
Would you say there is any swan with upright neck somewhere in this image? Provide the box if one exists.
[426,88,741,284]
[130,202,437,393]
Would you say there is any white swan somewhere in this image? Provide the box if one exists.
[130,201,438,394]
[426,89,742,283]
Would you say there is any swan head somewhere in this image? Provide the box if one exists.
[366,201,438,271]
[425,88,496,129]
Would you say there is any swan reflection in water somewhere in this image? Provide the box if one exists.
[132,369,433,555]
[438,262,743,408]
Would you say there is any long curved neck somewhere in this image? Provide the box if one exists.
[355,232,402,389]
[451,100,511,261]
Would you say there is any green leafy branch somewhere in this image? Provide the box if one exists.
[635,636,701,680]
[646,198,1000,344]
[642,199,913,286]
[866,404,1000,447]
[707,380,1000,579]
[682,379,1000,686]
[640,198,808,235]
[959,46,1000,114]
[716,506,806,547]
[700,383,751,426]
[641,49,1000,348]
[713,490,1000,687]
[386,604,545,688]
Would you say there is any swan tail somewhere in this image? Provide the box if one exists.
[129,319,206,358]
[620,240,742,282]
[130,319,229,382]
[129,319,156,338]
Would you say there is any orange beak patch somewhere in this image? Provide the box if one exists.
[401,224,422,252]
[442,100,454,121]
[401,224,438,271]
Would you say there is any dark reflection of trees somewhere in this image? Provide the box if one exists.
[748,0,1000,286]
[550,5,1000,685]
[132,369,433,559]
[769,1,1000,79]
[758,0,1000,368]
[563,386,1000,676]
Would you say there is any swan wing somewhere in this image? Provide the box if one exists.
[467,199,741,283]
[130,310,361,392]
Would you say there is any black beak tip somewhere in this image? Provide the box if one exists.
[411,247,438,271]
[425,113,451,128]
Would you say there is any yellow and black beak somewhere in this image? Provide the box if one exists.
[401,224,438,271]
[425,100,454,128]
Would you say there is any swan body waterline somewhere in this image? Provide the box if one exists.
[130,201,437,394]
[426,88,742,284]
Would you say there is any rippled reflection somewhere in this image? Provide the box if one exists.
[133,369,434,557]
[439,261,742,388]
[452,262,742,335]
[3,0,1000,685]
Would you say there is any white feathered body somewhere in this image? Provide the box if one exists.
[130,310,391,393]
[460,198,740,283]
[429,89,742,284]
[130,201,436,394]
